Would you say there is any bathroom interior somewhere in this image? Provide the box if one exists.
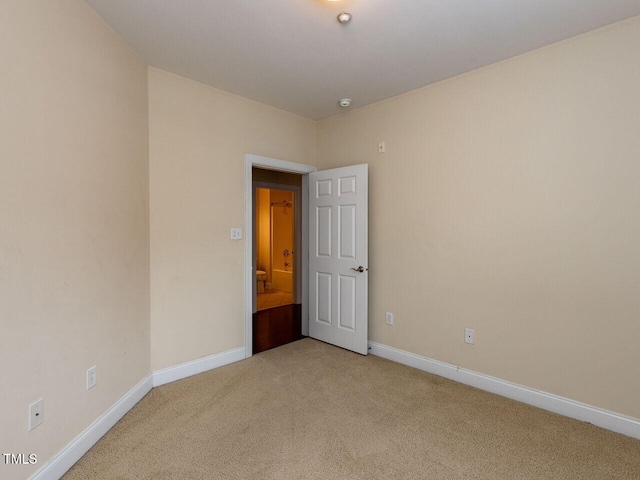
[255,187,295,310]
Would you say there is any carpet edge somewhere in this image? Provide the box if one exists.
[28,376,153,480]
[368,341,640,440]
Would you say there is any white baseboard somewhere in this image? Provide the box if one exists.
[29,347,246,480]
[368,341,640,440]
[152,347,245,387]
[29,376,153,480]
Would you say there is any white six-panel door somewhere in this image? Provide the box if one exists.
[309,164,368,355]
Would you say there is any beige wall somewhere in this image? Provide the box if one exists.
[149,68,316,371]
[0,1,150,478]
[317,17,640,419]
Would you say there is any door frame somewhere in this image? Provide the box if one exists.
[244,154,316,358]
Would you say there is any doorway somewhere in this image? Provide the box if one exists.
[244,155,315,358]
[252,170,304,353]
[245,155,369,358]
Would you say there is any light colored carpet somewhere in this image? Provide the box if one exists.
[64,338,640,479]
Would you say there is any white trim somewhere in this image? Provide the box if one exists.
[30,349,246,479]
[152,347,245,387]
[368,341,640,440]
[29,376,153,480]
[246,154,316,175]
[245,154,316,358]
[300,174,309,337]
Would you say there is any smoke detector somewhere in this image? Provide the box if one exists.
[337,12,352,24]
[339,99,352,108]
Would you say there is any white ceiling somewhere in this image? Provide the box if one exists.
[84,0,640,120]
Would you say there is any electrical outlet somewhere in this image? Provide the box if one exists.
[230,228,242,240]
[385,312,394,325]
[465,328,475,344]
[29,399,43,431]
[87,366,97,390]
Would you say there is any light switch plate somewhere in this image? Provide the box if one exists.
[230,228,242,240]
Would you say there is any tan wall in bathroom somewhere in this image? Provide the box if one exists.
[316,17,640,420]
[255,188,295,292]
[256,188,272,282]
[270,190,295,275]
[253,169,302,290]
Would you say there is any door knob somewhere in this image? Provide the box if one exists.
[350,266,368,273]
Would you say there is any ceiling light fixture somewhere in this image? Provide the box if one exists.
[337,12,352,24]
[339,99,352,108]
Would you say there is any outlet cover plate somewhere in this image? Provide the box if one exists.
[385,312,394,325]
[87,366,97,390]
[29,399,43,431]
[465,328,475,344]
